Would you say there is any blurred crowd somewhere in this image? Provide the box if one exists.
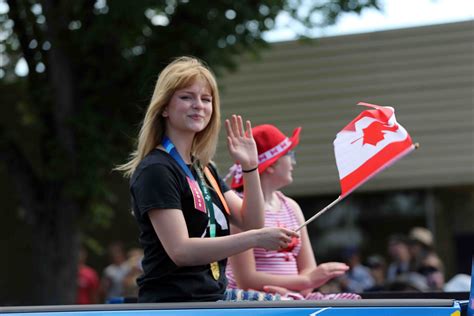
[76,242,143,304]
[320,226,471,295]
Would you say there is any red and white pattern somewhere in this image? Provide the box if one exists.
[284,291,361,300]
[225,137,293,184]
[226,192,301,288]
[334,102,414,197]
[186,177,206,213]
[257,137,292,164]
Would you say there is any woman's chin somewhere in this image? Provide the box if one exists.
[187,122,207,133]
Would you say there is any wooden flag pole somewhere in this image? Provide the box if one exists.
[295,196,342,232]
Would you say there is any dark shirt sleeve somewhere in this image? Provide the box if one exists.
[219,176,230,193]
[132,163,182,216]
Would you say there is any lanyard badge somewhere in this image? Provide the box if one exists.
[162,137,206,213]
[162,137,220,280]
[194,165,220,280]
[186,177,206,213]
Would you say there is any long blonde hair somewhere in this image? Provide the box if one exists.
[117,56,221,177]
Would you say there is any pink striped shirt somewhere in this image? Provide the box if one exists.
[226,191,302,289]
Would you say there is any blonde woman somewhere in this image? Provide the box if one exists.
[117,57,297,303]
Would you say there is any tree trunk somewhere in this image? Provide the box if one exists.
[4,0,81,305]
[31,198,80,305]
[0,139,81,304]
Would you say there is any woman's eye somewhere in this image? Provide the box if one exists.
[202,98,212,103]
[180,96,191,100]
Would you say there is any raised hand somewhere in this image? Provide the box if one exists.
[225,115,258,170]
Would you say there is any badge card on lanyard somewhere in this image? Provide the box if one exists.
[162,136,220,280]
[162,137,206,213]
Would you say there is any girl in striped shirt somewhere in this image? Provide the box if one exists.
[225,124,359,300]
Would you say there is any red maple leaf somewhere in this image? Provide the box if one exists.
[278,236,299,253]
[361,121,399,146]
[276,221,299,252]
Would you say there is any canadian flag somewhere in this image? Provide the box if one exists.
[334,102,415,198]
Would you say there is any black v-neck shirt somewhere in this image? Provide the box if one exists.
[130,149,230,302]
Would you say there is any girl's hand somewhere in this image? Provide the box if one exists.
[225,115,258,170]
[263,285,291,295]
[308,262,349,287]
[254,227,299,251]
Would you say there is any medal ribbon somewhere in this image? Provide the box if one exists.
[162,137,205,212]
[194,166,221,280]
[162,136,220,280]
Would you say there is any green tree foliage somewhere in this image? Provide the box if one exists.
[0,0,380,304]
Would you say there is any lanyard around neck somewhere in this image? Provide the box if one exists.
[161,136,216,237]
[194,167,216,237]
[162,137,195,180]
[161,136,221,280]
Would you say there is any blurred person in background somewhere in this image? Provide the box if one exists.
[444,273,471,292]
[386,272,430,292]
[364,254,387,292]
[408,226,434,272]
[386,234,412,283]
[338,246,374,293]
[101,241,130,302]
[122,248,144,298]
[418,250,445,291]
[226,124,357,300]
[76,246,100,304]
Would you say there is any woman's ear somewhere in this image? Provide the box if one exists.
[162,108,168,117]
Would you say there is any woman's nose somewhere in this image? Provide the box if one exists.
[192,98,204,109]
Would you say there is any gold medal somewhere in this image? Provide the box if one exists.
[210,261,220,280]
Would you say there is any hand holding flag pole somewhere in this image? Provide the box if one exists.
[296,102,418,232]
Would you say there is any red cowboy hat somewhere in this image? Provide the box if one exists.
[228,124,302,189]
